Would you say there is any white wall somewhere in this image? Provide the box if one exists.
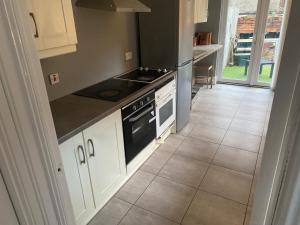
[0,172,19,225]
[250,0,300,224]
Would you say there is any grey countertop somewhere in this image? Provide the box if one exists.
[193,44,223,64]
[50,71,176,144]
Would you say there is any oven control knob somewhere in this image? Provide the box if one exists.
[145,67,149,71]
[132,105,137,111]
[139,67,144,71]
[163,68,167,73]
[146,96,151,102]
[139,100,144,106]
[157,68,162,73]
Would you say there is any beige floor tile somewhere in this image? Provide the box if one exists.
[256,154,262,175]
[192,101,211,113]
[206,107,236,118]
[213,145,257,175]
[197,114,233,129]
[182,191,246,225]
[159,154,209,187]
[190,112,203,123]
[189,124,227,144]
[209,99,240,108]
[140,150,173,175]
[135,176,196,223]
[248,173,258,207]
[164,134,185,148]
[222,130,261,152]
[200,165,253,204]
[176,137,219,163]
[239,103,269,113]
[116,170,155,204]
[235,110,266,123]
[178,122,195,137]
[263,121,269,137]
[244,207,252,225]
[230,119,264,136]
[157,142,179,154]
[259,137,266,154]
[89,198,131,225]
[120,206,179,225]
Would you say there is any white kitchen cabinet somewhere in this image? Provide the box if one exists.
[59,110,126,225]
[194,0,208,24]
[25,0,77,58]
[60,133,95,225]
[83,110,126,208]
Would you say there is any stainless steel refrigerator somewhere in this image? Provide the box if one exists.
[139,0,194,131]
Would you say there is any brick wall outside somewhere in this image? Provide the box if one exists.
[237,15,283,34]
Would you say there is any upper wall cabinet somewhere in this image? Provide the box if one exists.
[25,0,78,59]
[194,0,208,24]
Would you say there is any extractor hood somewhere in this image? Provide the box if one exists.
[76,0,151,12]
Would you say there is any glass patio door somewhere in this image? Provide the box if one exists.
[220,0,261,84]
[219,0,287,86]
[250,0,287,86]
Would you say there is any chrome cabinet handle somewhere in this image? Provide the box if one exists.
[77,145,86,165]
[87,139,95,157]
[29,12,39,38]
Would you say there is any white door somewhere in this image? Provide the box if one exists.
[83,110,126,208]
[0,172,19,225]
[59,133,95,225]
[219,0,288,87]
[25,0,77,52]
[194,0,208,23]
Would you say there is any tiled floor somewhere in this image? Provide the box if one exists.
[89,84,274,225]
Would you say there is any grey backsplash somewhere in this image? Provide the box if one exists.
[41,1,139,101]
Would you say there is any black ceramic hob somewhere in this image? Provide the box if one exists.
[74,79,147,102]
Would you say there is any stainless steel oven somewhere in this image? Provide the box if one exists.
[122,90,156,164]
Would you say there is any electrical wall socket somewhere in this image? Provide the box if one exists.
[49,73,60,85]
[125,51,133,61]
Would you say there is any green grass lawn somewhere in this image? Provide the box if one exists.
[223,65,272,83]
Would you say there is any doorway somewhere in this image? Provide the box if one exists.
[219,0,287,87]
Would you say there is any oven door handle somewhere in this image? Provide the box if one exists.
[129,105,154,123]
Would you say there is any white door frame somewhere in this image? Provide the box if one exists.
[216,0,289,87]
[249,0,291,87]
[217,0,270,85]
[250,0,300,223]
[0,1,74,225]
[247,0,271,86]
[0,172,19,225]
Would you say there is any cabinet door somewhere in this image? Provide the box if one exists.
[25,0,77,58]
[200,0,208,22]
[59,133,95,225]
[83,110,126,208]
[194,0,200,23]
[194,0,208,23]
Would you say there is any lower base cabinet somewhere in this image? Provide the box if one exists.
[59,110,126,225]
[60,133,95,225]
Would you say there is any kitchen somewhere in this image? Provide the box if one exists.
[2,0,300,224]
[22,0,241,224]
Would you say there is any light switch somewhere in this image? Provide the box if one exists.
[49,73,60,85]
[125,51,133,61]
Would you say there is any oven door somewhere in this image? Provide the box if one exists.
[156,92,176,138]
[123,102,156,164]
